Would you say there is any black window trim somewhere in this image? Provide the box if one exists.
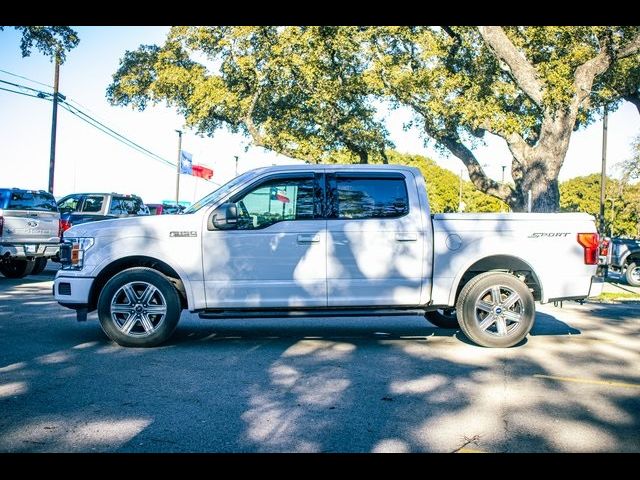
[327,173,410,221]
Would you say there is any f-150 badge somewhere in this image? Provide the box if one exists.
[170,231,197,237]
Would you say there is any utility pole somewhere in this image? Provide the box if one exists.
[599,106,608,235]
[501,165,506,184]
[48,53,60,194]
[234,155,239,177]
[458,169,463,213]
[175,130,183,206]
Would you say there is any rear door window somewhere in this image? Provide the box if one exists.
[5,191,58,212]
[331,176,409,219]
[81,196,105,213]
[110,197,146,215]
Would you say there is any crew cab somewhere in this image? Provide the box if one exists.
[0,188,60,277]
[53,165,603,348]
[57,192,149,234]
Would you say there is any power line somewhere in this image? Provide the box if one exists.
[0,68,53,89]
[0,78,49,94]
[0,85,46,99]
[60,99,175,166]
[59,101,176,169]
[0,77,220,185]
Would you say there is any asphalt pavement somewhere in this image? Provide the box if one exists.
[0,265,638,452]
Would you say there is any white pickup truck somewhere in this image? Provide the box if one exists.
[53,165,603,348]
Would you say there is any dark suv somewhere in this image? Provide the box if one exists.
[0,188,60,278]
[57,193,149,234]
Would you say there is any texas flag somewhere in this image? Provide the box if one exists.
[270,187,290,203]
[179,150,192,174]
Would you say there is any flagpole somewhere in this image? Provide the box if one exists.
[175,130,183,206]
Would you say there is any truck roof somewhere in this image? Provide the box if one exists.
[245,163,422,176]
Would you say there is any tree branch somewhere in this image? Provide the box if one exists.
[244,84,266,147]
[437,132,515,203]
[616,33,640,59]
[624,92,640,115]
[478,26,544,108]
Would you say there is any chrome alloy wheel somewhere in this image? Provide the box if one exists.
[110,281,167,338]
[473,285,525,337]
[630,265,640,284]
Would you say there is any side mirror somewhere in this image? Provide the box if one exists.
[209,203,238,230]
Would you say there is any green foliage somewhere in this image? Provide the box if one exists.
[384,150,507,213]
[620,135,640,181]
[108,26,391,163]
[0,26,79,63]
[369,26,640,211]
[107,26,639,212]
[560,173,640,237]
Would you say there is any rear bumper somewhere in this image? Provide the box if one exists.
[1,244,60,258]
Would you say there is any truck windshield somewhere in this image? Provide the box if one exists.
[184,172,257,213]
[2,190,58,212]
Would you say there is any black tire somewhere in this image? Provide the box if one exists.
[625,262,640,287]
[425,308,459,329]
[0,258,36,278]
[456,272,535,348]
[31,257,48,275]
[97,267,182,347]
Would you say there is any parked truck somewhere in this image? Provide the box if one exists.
[53,165,603,348]
[606,237,640,286]
[0,188,60,277]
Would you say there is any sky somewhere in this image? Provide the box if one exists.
[0,26,638,205]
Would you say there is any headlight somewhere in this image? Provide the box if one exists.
[60,237,94,270]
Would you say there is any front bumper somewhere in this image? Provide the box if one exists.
[587,275,605,298]
[1,243,60,258]
[54,274,94,305]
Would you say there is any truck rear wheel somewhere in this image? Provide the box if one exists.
[0,258,36,278]
[456,272,535,348]
[625,262,640,287]
[425,308,459,329]
[97,267,181,347]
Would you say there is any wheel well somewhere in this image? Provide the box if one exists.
[625,254,640,267]
[455,255,542,302]
[88,256,187,311]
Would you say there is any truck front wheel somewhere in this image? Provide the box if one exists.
[456,272,535,348]
[97,267,181,347]
[625,262,640,287]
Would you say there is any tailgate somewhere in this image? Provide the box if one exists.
[0,209,60,244]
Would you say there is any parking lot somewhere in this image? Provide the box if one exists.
[0,265,638,453]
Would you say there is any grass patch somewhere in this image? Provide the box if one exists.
[593,292,640,302]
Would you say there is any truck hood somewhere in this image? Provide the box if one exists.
[64,214,201,239]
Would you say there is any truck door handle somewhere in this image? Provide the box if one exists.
[395,233,417,242]
[298,234,320,243]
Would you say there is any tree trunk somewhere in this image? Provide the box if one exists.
[510,152,562,212]
[513,170,560,212]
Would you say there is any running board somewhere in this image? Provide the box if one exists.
[198,308,428,319]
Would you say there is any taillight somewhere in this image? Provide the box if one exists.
[59,219,71,238]
[577,233,599,265]
[599,238,610,257]
[0,216,3,236]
